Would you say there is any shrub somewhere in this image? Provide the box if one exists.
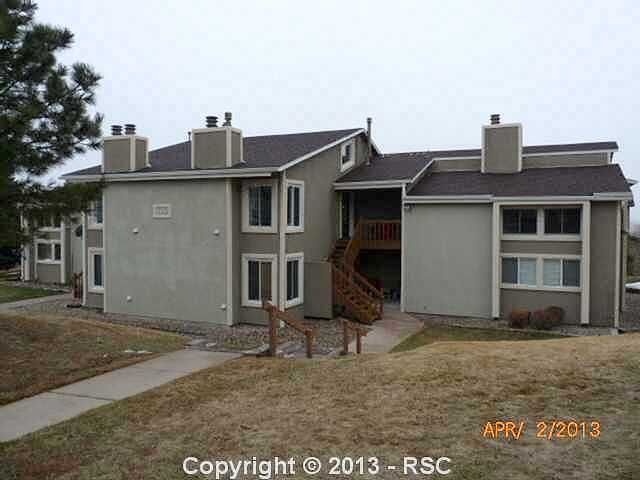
[509,309,530,329]
[529,309,547,330]
[529,306,565,330]
[544,306,564,327]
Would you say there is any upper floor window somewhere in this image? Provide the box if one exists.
[503,209,537,234]
[88,199,103,228]
[286,180,304,232]
[544,208,580,235]
[37,214,62,230]
[340,139,355,172]
[36,241,62,263]
[242,180,277,233]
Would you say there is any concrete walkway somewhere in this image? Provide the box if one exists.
[0,349,239,442]
[0,293,72,312]
[352,304,423,353]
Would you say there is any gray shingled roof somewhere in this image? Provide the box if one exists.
[408,164,630,197]
[65,128,362,176]
[335,142,618,183]
[336,152,431,182]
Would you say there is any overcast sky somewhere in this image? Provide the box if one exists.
[37,1,639,220]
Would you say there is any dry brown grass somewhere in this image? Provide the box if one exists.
[1,334,639,479]
[0,313,186,405]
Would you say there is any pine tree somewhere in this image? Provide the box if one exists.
[0,0,103,262]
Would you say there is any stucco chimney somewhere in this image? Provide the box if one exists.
[481,115,522,174]
[102,124,149,173]
[191,113,243,168]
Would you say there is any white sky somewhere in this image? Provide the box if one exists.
[37,0,639,220]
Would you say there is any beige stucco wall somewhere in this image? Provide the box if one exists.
[589,202,618,326]
[501,289,581,324]
[104,180,229,324]
[432,158,480,172]
[501,240,582,255]
[404,203,493,317]
[523,152,608,169]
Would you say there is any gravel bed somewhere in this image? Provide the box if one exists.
[414,313,615,337]
[12,298,344,354]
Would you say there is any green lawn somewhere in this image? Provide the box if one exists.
[0,284,61,304]
[392,323,563,352]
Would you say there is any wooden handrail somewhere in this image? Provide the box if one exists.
[337,260,383,301]
[341,319,371,354]
[331,263,382,324]
[262,301,317,358]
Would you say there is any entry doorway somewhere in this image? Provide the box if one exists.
[339,192,354,239]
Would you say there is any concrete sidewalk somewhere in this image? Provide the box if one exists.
[352,304,423,353]
[0,349,239,442]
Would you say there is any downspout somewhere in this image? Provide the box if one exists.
[279,171,287,311]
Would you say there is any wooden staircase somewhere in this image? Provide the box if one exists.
[331,260,383,324]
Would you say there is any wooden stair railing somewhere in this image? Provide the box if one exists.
[341,319,371,355]
[262,301,317,358]
[334,260,384,318]
[331,263,382,325]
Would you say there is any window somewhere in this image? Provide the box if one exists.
[37,214,62,230]
[543,259,580,288]
[88,248,104,292]
[285,253,304,307]
[503,209,537,234]
[242,181,277,233]
[286,181,304,232]
[544,208,580,235]
[501,257,536,286]
[88,199,103,228]
[340,139,355,171]
[36,241,61,263]
[242,254,277,307]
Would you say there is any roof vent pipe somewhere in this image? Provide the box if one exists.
[223,112,232,127]
[366,117,373,166]
[490,114,500,125]
[124,123,136,135]
[206,116,218,128]
[111,125,122,136]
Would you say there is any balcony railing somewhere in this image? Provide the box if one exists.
[358,219,401,250]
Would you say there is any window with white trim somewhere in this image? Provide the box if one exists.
[242,254,277,307]
[286,180,304,232]
[544,208,580,235]
[543,258,580,287]
[340,139,355,172]
[242,181,277,233]
[503,208,537,234]
[36,241,61,263]
[88,199,103,228]
[37,214,62,230]
[285,253,304,307]
[501,257,536,286]
[88,248,104,292]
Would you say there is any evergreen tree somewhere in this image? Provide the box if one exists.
[0,0,103,260]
